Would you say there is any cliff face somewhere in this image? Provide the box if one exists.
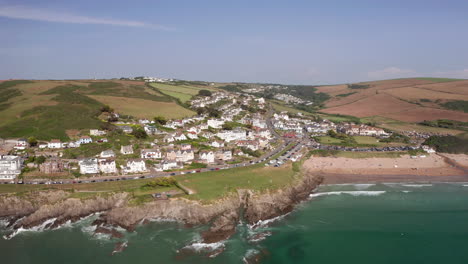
[0,172,322,243]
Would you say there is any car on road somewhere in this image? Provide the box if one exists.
[170,173,176,176]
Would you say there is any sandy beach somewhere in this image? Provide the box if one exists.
[303,153,468,184]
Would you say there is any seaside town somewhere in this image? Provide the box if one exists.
[0,84,441,184]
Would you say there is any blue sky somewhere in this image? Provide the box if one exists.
[1,0,468,84]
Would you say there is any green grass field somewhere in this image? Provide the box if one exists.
[316,135,405,147]
[335,151,405,158]
[149,83,217,103]
[177,163,298,201]
[0,80,194,140]
[413,77,464,83]
[360,116,464,135]
[310,149,406,159]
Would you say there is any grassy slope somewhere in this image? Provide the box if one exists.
[0,80,196,139]
[89,95,195,119]
[178,163,297,201]
[360,116,464,135]
[149,83,217,103]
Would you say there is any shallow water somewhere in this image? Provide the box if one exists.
[2,183,468,263]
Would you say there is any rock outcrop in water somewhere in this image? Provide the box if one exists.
[0,171,323,244]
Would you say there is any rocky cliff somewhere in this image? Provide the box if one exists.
[0,171,322,243]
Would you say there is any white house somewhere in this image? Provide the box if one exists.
[122,159,147,174]
[207,119,225,129]
[186,132,198,140]
[215,150,232,161]
[38,143,48,149]
[217,128,247,142]
[79,158,99,174]
[78,136,93,144]
[176,150,194,163]
[48,139,62,149]
[164,134,175,143]
[100,149,116,158]
[211,140,225,148]
[90,129,106,136]
[120,126,133,134]
[144,125,159,135]
[141,149,162,159]
[422,145,436,153]
[174,132,187,141]
[158,160,178,171]
[120,145,134,155]
[98,158,117,174]
[14,139,28,150]
[0,155,22,180]
[199,151,215,163]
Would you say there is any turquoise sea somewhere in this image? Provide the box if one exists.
[2,183,468,264]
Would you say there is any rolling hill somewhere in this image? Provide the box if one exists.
[317,78,468,123]
[0,79,196,140]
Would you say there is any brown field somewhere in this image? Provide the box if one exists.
[382,87,468,101]
[358,78,435,90]
[412,80,468,95]
[89,95,195,119]
[321,78,468,123]
[322,94,417,117]
[315,84,348,94]
[383,107,468,122]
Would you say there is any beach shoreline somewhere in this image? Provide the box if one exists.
[303,153,468,184]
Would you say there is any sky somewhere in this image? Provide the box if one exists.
[1,0,468,84]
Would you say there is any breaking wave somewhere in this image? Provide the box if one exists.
[310,191,386,198]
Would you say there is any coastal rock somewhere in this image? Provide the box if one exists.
[0,172,323,246]
[11,192,129,229]
[244,172,323,225]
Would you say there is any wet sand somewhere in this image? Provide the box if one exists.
[303,153,468,184]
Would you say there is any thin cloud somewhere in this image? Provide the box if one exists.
[0,5,172,30]
[432,69,468,79]
[367,67,416,80]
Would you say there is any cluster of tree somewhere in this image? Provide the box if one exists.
[441,100,468,113]
[347,84,370,89]
[241,147,262,157]
[423,135,468,154]
[100,105,114,113]
[25,155,46,165]
[222,122,243,130]
[379,133,410,143]
[197,89,212,97]
[196,107,221,118]
[218,84,246,93]
[153,116,167,125]
[419,119,468,131]
[326,130,357,144]
[142,177,177,188]
[131,127,148,139]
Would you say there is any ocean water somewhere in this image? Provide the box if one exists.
[2,183,468,264]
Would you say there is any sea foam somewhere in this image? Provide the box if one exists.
[309,191,386,198]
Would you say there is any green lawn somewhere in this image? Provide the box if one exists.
[360,116,464,135]
[316,135,407,147]
[159,90,193,103]
[310,149,405,159]
[414,77,464,83]
[335,151,405,159]
[316,136,343,144]
[177,163,298,201]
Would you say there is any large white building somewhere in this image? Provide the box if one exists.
[0,156,22,180]
[79,158,99,174]
[122,159,147,174]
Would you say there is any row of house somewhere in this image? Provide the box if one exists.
[338,124,389,137]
